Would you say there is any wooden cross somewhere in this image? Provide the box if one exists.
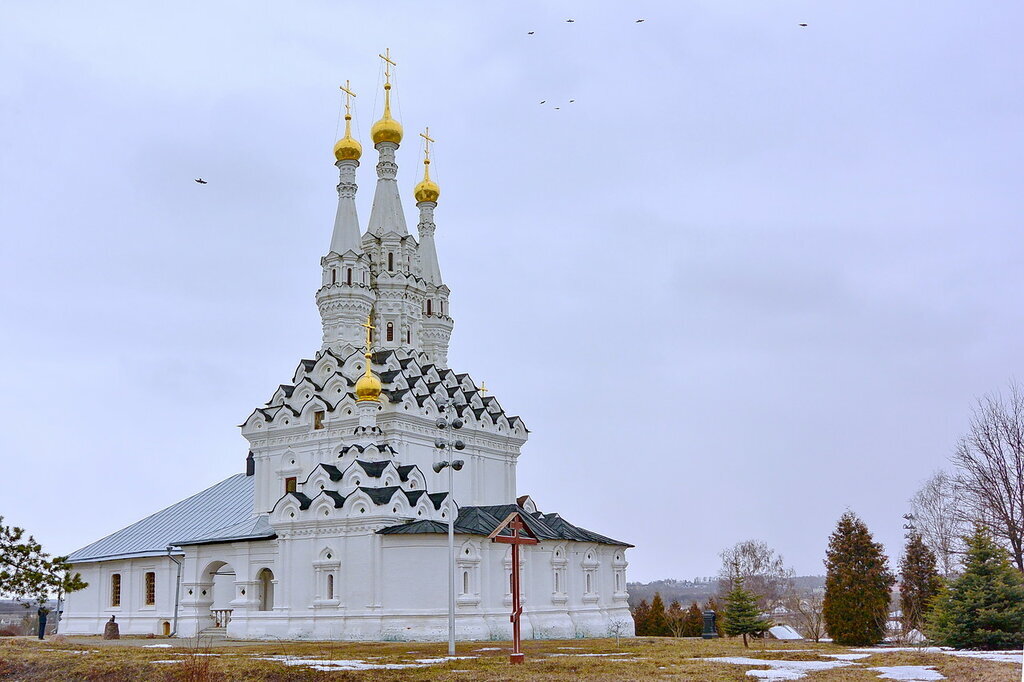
[378,48,397,83]
[339,80,357,117]
[489,512,539,665]
[419,127,434,160]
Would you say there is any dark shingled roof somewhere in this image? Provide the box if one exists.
[427,492,450,510]
[316,464,343,482]
[356,460,390,478]
[288,492,313,510]
[396,465,415,482]
[378,505,631,547]
[360,486,401,505]
[322,490,346,507]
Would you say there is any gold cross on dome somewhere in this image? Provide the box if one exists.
[360,315,376,351]
[339,80,357,117]
[419,127,435,160]
[379,48,397,84]
[479,381,488,396]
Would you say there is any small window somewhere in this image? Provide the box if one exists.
[406,330,410,344]
[313,410,325,430]
[386,322,394,342]
[463,570,469,595]
[388,252,394,271]
[327,574,334,600]
[145,571,156,605]
[285,477,297,493]
[440,300,444,315]
[586,573,592,593]
[331,269,336,284]
[111,573,121,607]
[615,573,621,591]
[426,299,432,316]
[346,268,352,285]
[555,572,560,592]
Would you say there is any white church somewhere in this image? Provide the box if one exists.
[61,60,635,641]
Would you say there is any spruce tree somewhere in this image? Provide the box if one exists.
[647,592,670,637]
[927,526,1024,650]
[723,576,773,647]
[632,599,651,636]
[684,602,704,637]
[899,532,942,634]
[823,511,895,645]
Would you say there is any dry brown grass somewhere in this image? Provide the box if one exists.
[0,635,1018,681]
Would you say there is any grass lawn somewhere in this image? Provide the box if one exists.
[0,635,1020,680]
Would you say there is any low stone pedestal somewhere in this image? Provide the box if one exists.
[103,616,120,640]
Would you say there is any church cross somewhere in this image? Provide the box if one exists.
[478,381,488,396]
[360,315,376,352]
[378,48,397,83]
[339,80,357,117]
[489,511,539,665]
[419,127,435,161]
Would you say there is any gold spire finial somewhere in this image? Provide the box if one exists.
[333,79,362,161]
[479,381,488,396]
[371,48,403,144]
[414,127,440,203]
[355,314,382,402]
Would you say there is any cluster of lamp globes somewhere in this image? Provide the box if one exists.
[432,402,466,473]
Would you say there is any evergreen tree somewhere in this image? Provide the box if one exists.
[927,526,1024,650]
[723,576,773,647]
[899,532,942,634]
[647,592,670,637]
[823,511,895,645]
[683,602,704,637]
[632,599,651,636]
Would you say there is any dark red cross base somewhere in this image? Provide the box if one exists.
[488,511,539,664]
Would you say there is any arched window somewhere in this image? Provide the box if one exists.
[386,322,394,341]
[257,568,275,611]
[440,300,444,315]
[326,574,334,600]
[331,269,336,284]
[346,268,352,285]
[615,573,621,591]
[426,299,433,316]
[585,573,592,593]
[554,571,560,592]
[388,252,394,271]
[463,570,469,595]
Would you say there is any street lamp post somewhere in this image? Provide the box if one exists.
[433,400,465,656]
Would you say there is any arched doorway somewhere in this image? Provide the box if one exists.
[200,560,236,631]
[257,568,275,611]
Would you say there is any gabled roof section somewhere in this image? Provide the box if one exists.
[174,514,275,547]
[68,474,256,563]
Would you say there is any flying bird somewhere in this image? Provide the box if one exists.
[527,31,534,35]
[635,19,645,23]
[569,99,575,103]
[566,18,575,23]
[798,23,808,27]
[554,107,560,110]
[539,100,546,104]
[194,178,208,184]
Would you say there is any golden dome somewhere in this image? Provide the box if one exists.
[371,83,403,145]
[414,159,440,203]
[355,353,382,402]
[333,115,362,161]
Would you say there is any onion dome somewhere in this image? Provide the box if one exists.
[414,158,440,203]
[371,83,404,145]
[355,353,382,402]
[333,114,362,161]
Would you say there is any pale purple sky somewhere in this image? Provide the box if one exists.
[1,1,1021,582]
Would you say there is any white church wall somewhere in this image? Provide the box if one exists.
[62,556,179,636]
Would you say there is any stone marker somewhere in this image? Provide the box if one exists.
[702,610,719,639]
[103,615,120,640]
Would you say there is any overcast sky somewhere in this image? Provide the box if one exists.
[1,1,1021,583]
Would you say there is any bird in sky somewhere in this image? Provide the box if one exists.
[798,23,808,27]
[539,100,546,104]
[554,107,560,110]
[527,31,534,35]
[566,18,575,23]
[636,19,645,23]
[569,99,575,103]
[194,178,207,184]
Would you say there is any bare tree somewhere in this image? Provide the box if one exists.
[906,470,966,577]
[952,381,1024,572]
[718,540,795,610]
[786,592,826,643]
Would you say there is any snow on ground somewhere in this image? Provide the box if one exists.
[703,656,855,680]
[474,647,502,651]
[822,653,872,660]
[868,666,945,681]
[255,656,432,671]
[547,652,633,657]
[944,649,1023,664]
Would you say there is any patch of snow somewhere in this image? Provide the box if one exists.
[850,647,944,654]
[150,660,183,664]
[944,649,1023,664]
[822,653,872,661]
[474,647,502,651]
[255,656,432,670]
[703,656,856,681]
[868,666,945,681]
[769,625,804,640]
[413,656,478,663]
[143,644,173,648]
[556,646,585,650]
[548,652,633,657]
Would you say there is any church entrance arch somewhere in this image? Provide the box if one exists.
[257,568,275,611]
[200,560,236,630]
